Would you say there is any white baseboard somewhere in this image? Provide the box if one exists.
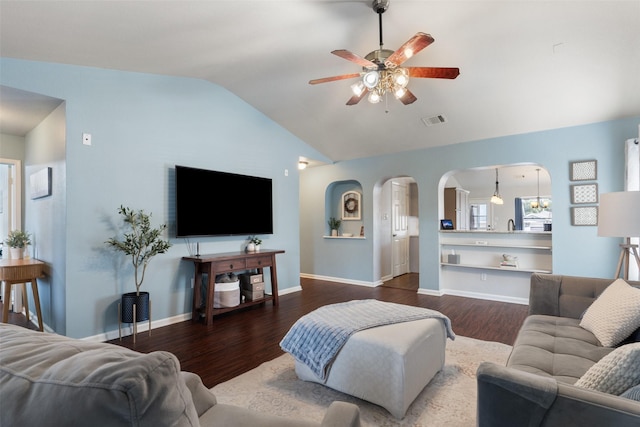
[300,273,380,287]
[439,289,529,305]
[279,285,302,295]
[380,274,393,283]
[417,288,443,297]
[82,312,192,342]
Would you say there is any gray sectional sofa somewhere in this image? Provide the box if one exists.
[477,273,640,427]
[0,323,361,427]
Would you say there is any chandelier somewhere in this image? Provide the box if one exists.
[530,168,549,209]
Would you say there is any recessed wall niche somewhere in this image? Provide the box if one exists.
[325,180,364,238]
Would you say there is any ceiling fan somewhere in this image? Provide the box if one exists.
[309,0,460,106]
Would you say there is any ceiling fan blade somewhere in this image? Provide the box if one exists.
[332,49,378,69]
[346,91,367,106]
[309,73,361,85]
[385,32,435,67]
[398,89,417,105]
[407,67,460,79]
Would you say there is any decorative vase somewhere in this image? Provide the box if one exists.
[255,245,260,252]
[247,243,256,252]
[120,292,150,323]
[331,229,338,237]
[9,247,23,260]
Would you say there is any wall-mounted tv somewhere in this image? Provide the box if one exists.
[175,165,273,237]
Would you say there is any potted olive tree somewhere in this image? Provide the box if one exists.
[5,230,31,259]
[106,206,172,324]
[328,217,341,237]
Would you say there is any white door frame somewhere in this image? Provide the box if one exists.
[1,158,23,311]
[391,180,410,277]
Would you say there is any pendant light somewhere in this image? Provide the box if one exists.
[530,168,548,209]
[531,168,541,208]
[490,168,504,205]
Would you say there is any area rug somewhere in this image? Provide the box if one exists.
[211,336,511,426]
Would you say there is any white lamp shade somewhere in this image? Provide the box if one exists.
[597,191,640,237]
[490,195,504,205]
[362,71,380,89]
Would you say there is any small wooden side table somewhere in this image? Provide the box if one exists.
[0,258,45,331]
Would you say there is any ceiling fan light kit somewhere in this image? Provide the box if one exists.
[309,0,459,106]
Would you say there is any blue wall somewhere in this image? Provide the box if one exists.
[2,57,637,338]
[300,117,640,290]
[1,58,330,338]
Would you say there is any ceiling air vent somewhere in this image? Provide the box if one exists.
[421,115,447,127]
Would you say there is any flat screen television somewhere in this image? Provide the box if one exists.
[175,165,273,237]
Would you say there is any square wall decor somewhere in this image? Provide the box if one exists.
[30,167,52,199]
[571,206,598,226]
[571,183,598,204]
[570,160,597,181]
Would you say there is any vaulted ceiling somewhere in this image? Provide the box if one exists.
[1,1,639,162]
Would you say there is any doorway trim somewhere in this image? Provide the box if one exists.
[0,158,22,234]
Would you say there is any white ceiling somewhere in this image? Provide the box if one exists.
[0,86,63,136]
[1,0,639,162]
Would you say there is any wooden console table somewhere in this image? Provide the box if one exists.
[1,258,45,331]
[183,249,284,325]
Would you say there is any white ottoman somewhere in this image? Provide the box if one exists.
[294,317,447,419]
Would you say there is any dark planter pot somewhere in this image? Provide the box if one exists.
[121,292,150,323]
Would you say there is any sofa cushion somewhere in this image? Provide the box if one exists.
[622,384,640,401]
[620,326,640,346]
[0,324,202,426]
[507,315,613,384]
[580,279,640,347]
[574,343,640,395]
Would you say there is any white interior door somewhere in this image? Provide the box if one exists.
[392,181,409,277]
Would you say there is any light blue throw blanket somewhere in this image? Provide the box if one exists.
[280,299,455,380]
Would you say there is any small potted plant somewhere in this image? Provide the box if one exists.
[5,230,31,259]
[247,236,262,252]
[328,217,341,237]
[106,206,172,324]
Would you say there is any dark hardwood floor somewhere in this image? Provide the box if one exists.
[380,272,419,291]
[108,275,528,388]
[2,274,529,389]
[1,307,41,331]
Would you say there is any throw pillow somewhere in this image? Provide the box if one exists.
[621,384,640,401]
[579,279,640,347]
[574,343,640,395]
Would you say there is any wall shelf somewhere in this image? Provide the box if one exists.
[441,243,551,250]
[439,231,553,302]
[440,262,552,274]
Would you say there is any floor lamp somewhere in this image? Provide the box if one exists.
[597,191,640,280]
